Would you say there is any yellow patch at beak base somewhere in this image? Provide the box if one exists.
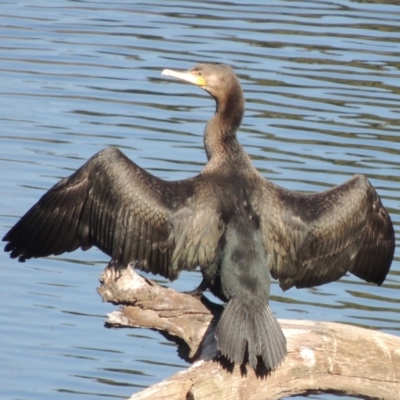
[162,69,206,87]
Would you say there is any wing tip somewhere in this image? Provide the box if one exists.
[4,241,28,262]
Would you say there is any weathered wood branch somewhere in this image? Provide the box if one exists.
[98,266,400,400]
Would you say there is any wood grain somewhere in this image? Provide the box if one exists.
[98,265,400,400]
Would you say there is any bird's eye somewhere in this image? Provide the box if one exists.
[198,71,203,77]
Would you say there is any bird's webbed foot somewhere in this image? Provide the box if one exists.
[105,259,129,281]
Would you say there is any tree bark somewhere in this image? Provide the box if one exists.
[98,265,400,400]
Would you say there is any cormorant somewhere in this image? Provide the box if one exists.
[3,63,395,371]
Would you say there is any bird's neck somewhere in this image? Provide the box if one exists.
[204,88,244,161]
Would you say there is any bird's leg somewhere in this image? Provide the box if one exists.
[184,277,209,298]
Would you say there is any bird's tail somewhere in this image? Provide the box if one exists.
[215,297,287,370]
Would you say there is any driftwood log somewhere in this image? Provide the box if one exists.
[97,265,400,400]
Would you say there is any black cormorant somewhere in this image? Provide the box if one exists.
[3,63,395,371]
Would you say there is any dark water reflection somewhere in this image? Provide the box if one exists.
[1,1,399,399]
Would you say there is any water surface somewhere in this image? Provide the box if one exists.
[1,1,399,399]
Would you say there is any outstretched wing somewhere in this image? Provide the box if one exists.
[256,174,394,290]
[3,147,223,280]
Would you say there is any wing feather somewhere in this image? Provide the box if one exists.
[3,147,223,281]
[257,174,394,290]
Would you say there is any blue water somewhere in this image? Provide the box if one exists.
[1,1,399,399]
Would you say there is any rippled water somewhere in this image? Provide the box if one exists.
[1,1,399,399]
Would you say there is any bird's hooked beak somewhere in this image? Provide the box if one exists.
[162,68,206,88]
